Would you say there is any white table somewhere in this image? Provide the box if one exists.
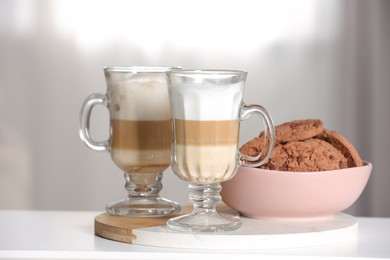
[0,210,389,259]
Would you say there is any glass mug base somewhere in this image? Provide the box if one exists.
[105,172,181,217]
[106,197,181,217]
[166,182,241,232]
[167,211,241,232]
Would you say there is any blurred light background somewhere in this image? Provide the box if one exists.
[0,0,389,216]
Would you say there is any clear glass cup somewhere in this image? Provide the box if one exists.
[166,69,275,232]
[79,66,181,217]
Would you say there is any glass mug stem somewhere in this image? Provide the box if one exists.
[125,172,162,196]
[190,183,221,212]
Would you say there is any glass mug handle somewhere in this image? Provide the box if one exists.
[239,104,275,167]
[79,93,109,152]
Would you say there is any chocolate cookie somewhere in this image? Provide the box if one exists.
[275,119,324,144]
[259,143,287,170]
[239,136,264,158]
[316,130,363,167]
[261,139,348,172]
[240,119,363,172]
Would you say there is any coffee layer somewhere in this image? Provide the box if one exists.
[111,149,170,174]
[111,119,171,150]
[174,119,239,146]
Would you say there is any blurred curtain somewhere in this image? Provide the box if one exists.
[0,0,389,216]
[341,0,390,216]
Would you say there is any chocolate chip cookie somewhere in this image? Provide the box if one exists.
[240,119,363,172]
[262,139,348,172]
[316,130,363,167]
[275,119,324,143]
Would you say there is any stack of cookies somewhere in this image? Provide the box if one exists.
[240,119,363,172]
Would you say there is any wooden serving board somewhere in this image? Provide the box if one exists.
[94,206,191,243]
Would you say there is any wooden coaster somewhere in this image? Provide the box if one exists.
[94,205,191,243]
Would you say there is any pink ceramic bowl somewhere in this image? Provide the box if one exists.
[221,162,372,219]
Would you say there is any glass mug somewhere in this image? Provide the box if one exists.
[79,66,181,217]
[166,70,275,232]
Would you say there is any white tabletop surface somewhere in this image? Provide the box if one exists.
[0,210,389,259]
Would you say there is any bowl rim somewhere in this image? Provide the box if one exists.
[238,161,372,175]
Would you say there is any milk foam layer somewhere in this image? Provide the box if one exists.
[169,82,244,120]
[107,73,170,121]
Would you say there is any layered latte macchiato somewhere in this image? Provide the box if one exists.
[106,72,171,176]
[169,74,245,184]
[79,66,181,217]
[166,69,275,232]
